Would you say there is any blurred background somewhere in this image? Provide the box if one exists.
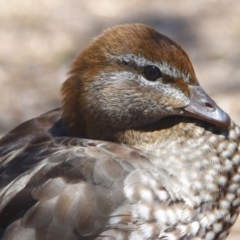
[0,0,239,238]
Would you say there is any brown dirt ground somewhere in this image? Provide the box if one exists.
[0,0,239,238]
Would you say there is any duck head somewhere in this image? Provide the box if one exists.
[61,24,230,142]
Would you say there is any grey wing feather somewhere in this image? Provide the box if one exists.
[0,110,141,240]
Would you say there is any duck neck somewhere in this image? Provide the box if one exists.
[114,116,227,157]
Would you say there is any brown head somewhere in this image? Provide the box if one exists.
[61,23,230,142]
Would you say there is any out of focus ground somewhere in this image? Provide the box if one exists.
[0,0,239,238]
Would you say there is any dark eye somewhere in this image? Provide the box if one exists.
[143,65,162,81]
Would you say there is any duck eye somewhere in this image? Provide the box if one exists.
[143,65,162,81]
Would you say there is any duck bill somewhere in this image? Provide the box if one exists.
[183,85,231,129]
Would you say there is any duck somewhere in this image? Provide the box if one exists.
[0,23,240,240]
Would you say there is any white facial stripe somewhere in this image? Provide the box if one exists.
[107,53,148,68]
[159,61,190,83]
[97,71,159,88]
[107,53,190,83]
[99,71,137,82]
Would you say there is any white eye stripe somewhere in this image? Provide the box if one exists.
[107,53,191,83]
[94,71,159,89]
